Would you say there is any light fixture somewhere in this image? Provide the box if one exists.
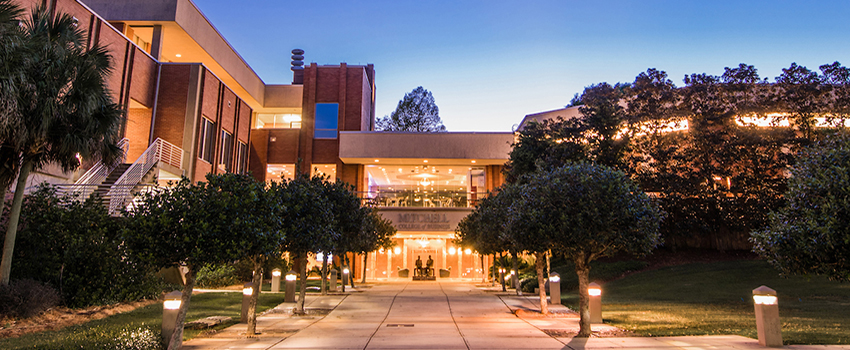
[393,247,401,254]
[272,269,282,277]
[285,271,297,281]
[374,159,379,162]
[342,267,350,274]
[163,291,182,310]
[471,160,476,163]
[175,54,182,57]
[588,283,602,297]
[448,247,456,255]
[417,238,430,247]
[464,248,472,255]
[423,160,428,163]
[549,274,560,283]
[243,284,253,296]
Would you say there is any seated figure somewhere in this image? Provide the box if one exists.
[415,256,423,276]
[426,255,434,277]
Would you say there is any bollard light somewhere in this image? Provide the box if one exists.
[241,282,253,323]
[548,272,561,305]
[285,270,296,303]
[753,285,782,347]
[162,291,182,348]
[271,268,282,293]
[588,282,603,324]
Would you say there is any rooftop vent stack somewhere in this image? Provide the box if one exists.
[291,49,304,84]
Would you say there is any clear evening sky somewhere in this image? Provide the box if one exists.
[192,0,850,132]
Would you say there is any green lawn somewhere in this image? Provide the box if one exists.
[0,292,288,349]
[560,260,850,344]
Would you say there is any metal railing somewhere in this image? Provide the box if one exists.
[356,190,490,208]
[65,138,129,201]
[106,138,183,215]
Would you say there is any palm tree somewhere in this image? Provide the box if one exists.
[0,5,123,285]
[0,0,25,213]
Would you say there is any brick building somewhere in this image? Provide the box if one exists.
[14,0,515,281]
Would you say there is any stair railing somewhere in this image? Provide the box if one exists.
[106,138,183,215]
[64,138,129,200]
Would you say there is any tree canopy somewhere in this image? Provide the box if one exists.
[376,86,447,132]
[751,131,850,282]
[1,5,123,285]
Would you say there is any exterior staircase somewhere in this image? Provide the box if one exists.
[58,138,184,215]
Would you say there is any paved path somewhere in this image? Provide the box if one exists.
[182,282,850,350]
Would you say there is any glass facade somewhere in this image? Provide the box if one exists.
[363,164,487,207]
[312,164,336,183]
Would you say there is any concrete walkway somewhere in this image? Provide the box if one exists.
[182,282,850,350]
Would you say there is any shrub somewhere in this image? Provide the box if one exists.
[34,325,163,350]
[0,279,60,318]
[196,264,238,288]
[10,185,163,307]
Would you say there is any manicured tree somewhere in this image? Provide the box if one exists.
[752,131,850,281]
[320,179,364,293]
[502,182,554,314]
[124,178,251,350]
[578,83,631,168]
[523,164,662,336]
[276,173,335,314]
[0,6,123,285]
[359,209,396,284]
[774,63,827,142]
[205,173,283,336]
[456,188,513,290]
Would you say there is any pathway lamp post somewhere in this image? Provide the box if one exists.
[342,266,350,292]
[588,282,603,324]
[162,291,182,348]
[753,285,782,347]
[271,268,282,293]
[285,270,297,302]
[241,282,253,323]
[548,272,560,305]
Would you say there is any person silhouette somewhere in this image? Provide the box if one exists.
[415,256,423,276]
[426,255,434,277]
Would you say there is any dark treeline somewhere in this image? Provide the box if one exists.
[507,62,850,250]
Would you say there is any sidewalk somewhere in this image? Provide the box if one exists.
[181,282,850,350]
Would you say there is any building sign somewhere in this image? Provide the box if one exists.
[380,209,472,232]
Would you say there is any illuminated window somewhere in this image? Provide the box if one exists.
[255,113,302,129]
[312,164,336,183]
[199,117,216,163]
[314,103,339,139]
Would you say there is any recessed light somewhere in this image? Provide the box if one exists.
[423,160,428,163]
[374,159,380,162]
[471,160,476,163]
[175,54,182,57]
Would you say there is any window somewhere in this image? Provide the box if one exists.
[255,113,302,129]
[220,130,234,172]
[314,103,339,139]
[236,141,249,174]
[199,117,216,163]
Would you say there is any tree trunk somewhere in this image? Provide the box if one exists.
[361,252,367,283]
[511,251,520,295]
[168,267,196,350]
[491,253,497,285]
[498,252,506,292]
[349,252,355,288]
[321,253,328,296]
[535,251,548,315]
[480,254,485,283]
[575,257,592,337]
[0,160,32,285]
[340,254,346,293]
[296,254,308,315]
[246,258,263,337]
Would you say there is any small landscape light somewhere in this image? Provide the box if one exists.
[162,290,182,347]
[272,269,281,277]
[163,291,182,310]
[271,268,282,293]
[285,270,296,303]
[243,283,253,296]
[285,271,297,281]
[549,274,560,283]
[588,282,603,323]
[548,272,561,305]
[753,285,782,347]
[241,282,253,323]
[588,283,602,297]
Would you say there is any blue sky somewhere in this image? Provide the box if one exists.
[193,0,850,131]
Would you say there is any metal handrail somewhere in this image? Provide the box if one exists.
[106,138,183,215]
[355,190,490,208]
[65,138,129,200]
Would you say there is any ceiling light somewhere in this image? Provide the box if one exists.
[423,160,428,163]
[175,54,182,57]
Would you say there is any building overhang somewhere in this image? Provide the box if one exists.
[339,132,514,166]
